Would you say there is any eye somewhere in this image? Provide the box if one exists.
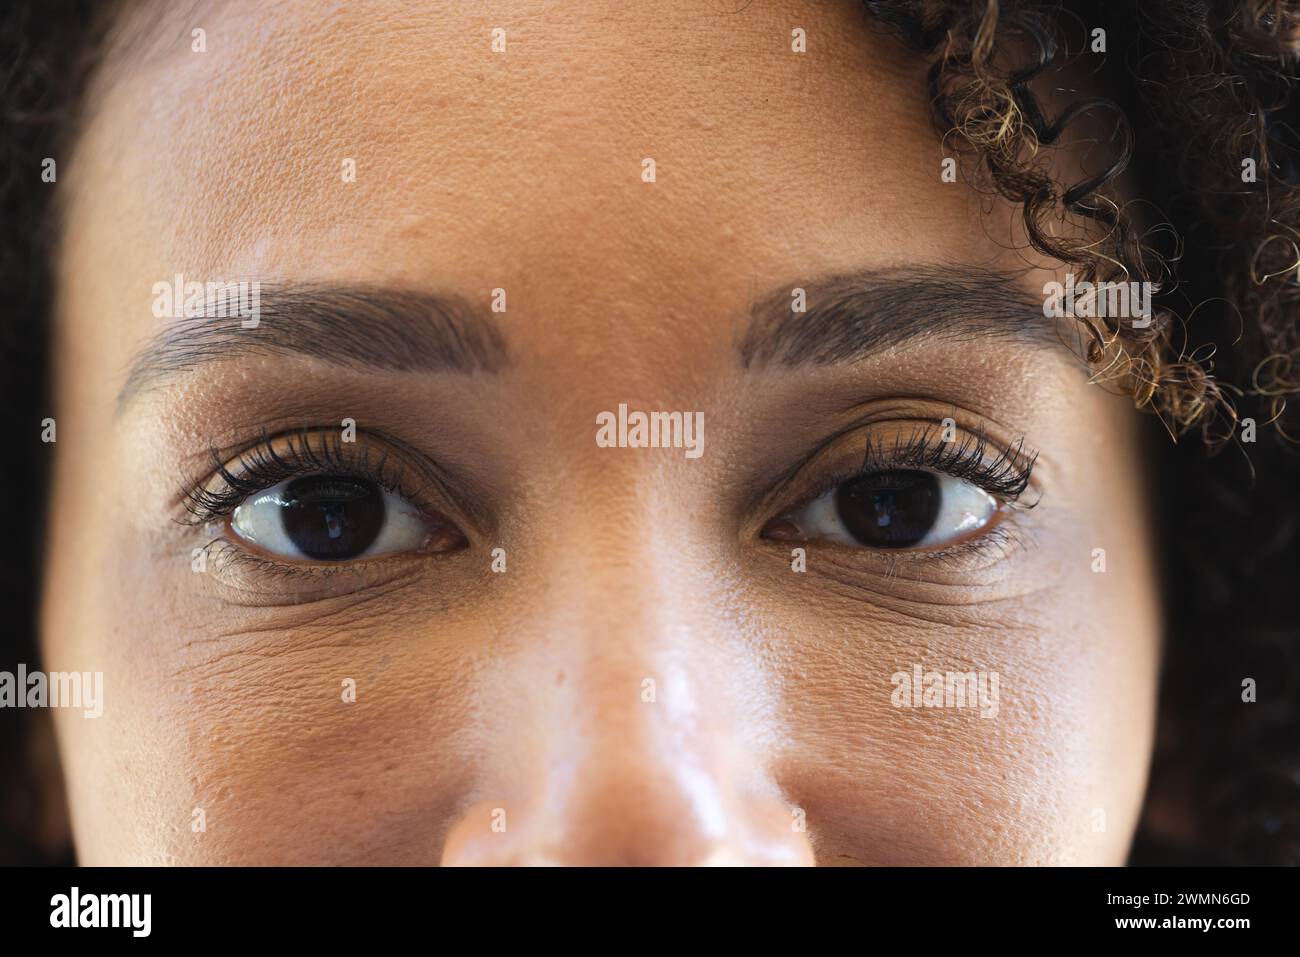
[773,468,999,550]
[229,474,444,561]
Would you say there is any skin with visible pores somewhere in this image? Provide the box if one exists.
[42,0,1159,864]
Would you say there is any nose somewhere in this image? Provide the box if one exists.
[439,519,815,866]
[440,717,814,865]
[440,724,815,865]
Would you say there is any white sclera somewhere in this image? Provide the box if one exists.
[792,471,997,548]
[229,479,429,560]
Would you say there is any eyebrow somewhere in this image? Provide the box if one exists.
[117,283,508,407]
[738,267,1065,368]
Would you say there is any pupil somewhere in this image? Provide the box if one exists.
[835,470,940,548]
[280,476,385,560]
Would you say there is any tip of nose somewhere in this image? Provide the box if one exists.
[439,798,816,867]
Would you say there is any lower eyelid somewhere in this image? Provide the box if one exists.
[191,535,454,608]
[778,512,1029,579]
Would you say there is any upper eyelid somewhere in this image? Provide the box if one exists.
[177,427,486,536]
[174,426,339,511]
[181,429,407,519]
[759,419,1039,525]
[859,427,1038,500]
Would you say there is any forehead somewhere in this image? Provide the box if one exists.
[68,0,987,289]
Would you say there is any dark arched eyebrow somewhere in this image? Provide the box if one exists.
[738,267,1063,368]
[116,283,508,409]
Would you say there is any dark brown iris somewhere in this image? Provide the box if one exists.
[280,476,385,560]
[835,469,940,548]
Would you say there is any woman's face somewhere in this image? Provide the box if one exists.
[42,0,1160,864]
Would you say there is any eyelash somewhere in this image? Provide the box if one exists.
[857,427,1037,501]
[181,428,434,524]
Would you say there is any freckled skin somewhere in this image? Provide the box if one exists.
[42,0,1159,864]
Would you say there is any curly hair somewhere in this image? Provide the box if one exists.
[1,0,1297,864]
[862,0,1300,864]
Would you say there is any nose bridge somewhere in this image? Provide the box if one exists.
[534,499,738,841]
[439,480,813,864]
[536,466,714,696]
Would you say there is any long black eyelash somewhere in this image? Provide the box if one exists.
[860,426,1038,500]
[182,428,413,521]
